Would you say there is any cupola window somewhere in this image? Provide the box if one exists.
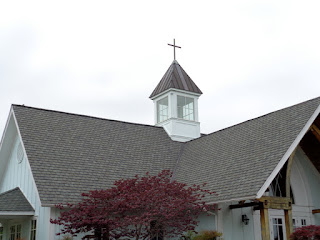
[177,95,194,121]
[157,97,169,123]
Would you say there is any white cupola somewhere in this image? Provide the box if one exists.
[149,60,202,142]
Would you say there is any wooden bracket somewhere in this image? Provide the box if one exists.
[310,124,320,142]
[312,209,320,214]
[257,196,292,210]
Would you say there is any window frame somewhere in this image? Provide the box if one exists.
[9,224,22,240]
[292,217,308,231]
[177,95,195,121]
[157,96,169,123]
[270,216,286,240]
[30,219,37,240]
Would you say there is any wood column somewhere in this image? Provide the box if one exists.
[286,148,297,198]
[260,208,270,240]
[284,209,293,240]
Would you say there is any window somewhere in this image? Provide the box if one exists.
[150,220,163,240]
[177,95,194,121]
[271,218,285,240]
[157,97,169,123]
[293,219,296,231]
[30,220,37,240]
[0,225,3,240]
[268,162,294,203]
[293,218,307,231]
[10,224,21,240]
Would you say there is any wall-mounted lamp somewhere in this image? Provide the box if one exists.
[242,214,249,225]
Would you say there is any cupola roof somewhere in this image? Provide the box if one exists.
[149,60,202,99]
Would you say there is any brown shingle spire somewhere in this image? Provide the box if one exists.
[149,60,202,99]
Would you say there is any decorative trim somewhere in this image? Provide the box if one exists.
[17,142,24,164]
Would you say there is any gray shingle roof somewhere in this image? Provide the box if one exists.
[149,60,202,99]
[175,97,320,202]
[12,97,320,205]
[0,187,34,212]
[13,106,183,205]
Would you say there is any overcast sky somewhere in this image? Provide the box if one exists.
[1,0,320,136]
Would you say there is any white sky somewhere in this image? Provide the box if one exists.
[1,0,320,135]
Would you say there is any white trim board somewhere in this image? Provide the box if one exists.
[150,88,201,100]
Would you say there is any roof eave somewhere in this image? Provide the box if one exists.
[207,195,257,204]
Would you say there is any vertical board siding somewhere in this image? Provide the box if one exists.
[294,148,320,225]
[0,130,50,240]
[221,202,256,240]
[194,213,216,233]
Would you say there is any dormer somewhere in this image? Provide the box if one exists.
[150,60,202,142]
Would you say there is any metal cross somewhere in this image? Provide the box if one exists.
[168,39,181,61]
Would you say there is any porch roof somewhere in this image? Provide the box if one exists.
[0,188,34,213]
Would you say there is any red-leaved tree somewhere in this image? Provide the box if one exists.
[290,225,320,240]
[50,170,216,240]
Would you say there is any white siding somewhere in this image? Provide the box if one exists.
[221,202,256,240]
[220,146,320,240]
[0,120,51,240]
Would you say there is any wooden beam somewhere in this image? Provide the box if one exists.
[284,209,293,240]
[258,196,292,210]
[229,202,261,209]
[286,148,297,198]
[260,208,270,240]
[310,124,320,142]
[312,209,320,214]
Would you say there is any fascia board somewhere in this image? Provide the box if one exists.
[42,203,67,208]
[256,103,320,199]
[0,211,35,216]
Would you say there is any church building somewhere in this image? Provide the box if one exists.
[0,59,319,240]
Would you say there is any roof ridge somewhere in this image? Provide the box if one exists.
[12,104,162,130]
[189,96,320,143]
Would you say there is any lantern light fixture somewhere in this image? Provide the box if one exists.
[242,214,249,225]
